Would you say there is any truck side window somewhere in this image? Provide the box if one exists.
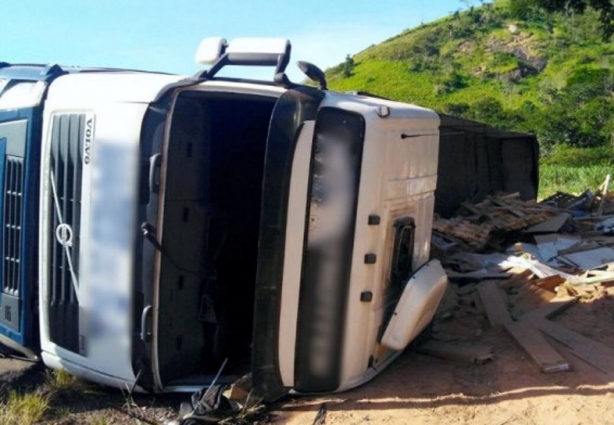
[0,80,44,110]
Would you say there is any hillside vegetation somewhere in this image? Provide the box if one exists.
[327,0,614,162]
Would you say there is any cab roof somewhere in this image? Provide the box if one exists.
[0,62,172,82]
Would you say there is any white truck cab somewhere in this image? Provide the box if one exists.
[39,38,447,399]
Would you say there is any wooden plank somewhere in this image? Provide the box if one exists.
[461,201,484,216]
[510,282,557,317]
[528,318,614,374]
[472,291,485,314]
[557,282,592,298]
[522,297,578,320]
[509,256,575,282]
[532,275,565,291]
[499,268,534,290]
[586,269,614,276]
[568,273,614,286]
[434,218,493,239]
[417,340,493,365]
[504,321,570,373]
[456,283,477,296]
[506,267,535,279]
[477,281,512,327]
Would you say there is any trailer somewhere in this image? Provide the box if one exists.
[436,114,539,217]
[38,38,447,399]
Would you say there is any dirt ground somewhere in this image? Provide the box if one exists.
[272,285,614,425]
[1,286,614,424]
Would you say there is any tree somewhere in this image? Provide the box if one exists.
[529,67,614,148]
[518,0,614,39]
[508,0,541,20]
[342,54,355,78]
[443,102,470,116]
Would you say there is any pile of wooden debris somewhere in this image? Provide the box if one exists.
[427,191,614,374]
[433,193,558,250]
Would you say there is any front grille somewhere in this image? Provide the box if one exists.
[48,114,84,354]
[2,156,23,295]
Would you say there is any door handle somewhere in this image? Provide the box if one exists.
[148,153,161,194]
[140,305,153,343]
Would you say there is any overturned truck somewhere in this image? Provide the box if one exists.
[38,38,448,399]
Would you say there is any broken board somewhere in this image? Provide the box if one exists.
[529,318,614,374]
[504,321,569,373]
[532,275,566,292]
[477,281,512,327]
[509,281,557,319]
[522,297,578,320]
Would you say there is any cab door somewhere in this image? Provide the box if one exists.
[253,88,368,399]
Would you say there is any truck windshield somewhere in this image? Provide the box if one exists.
[0,80,46,110]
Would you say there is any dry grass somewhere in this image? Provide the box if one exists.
[88,416,114,425]
[45,367,102,399]
[0,390,50,425]
[0,369,101,424]
[0,360,178,424]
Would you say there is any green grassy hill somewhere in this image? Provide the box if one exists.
[326,0,614,160]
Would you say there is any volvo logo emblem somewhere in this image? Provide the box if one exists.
[55,224,74,247]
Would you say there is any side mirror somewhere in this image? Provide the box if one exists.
[297,61,327,90]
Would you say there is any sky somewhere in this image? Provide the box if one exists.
[2,0,468,81]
